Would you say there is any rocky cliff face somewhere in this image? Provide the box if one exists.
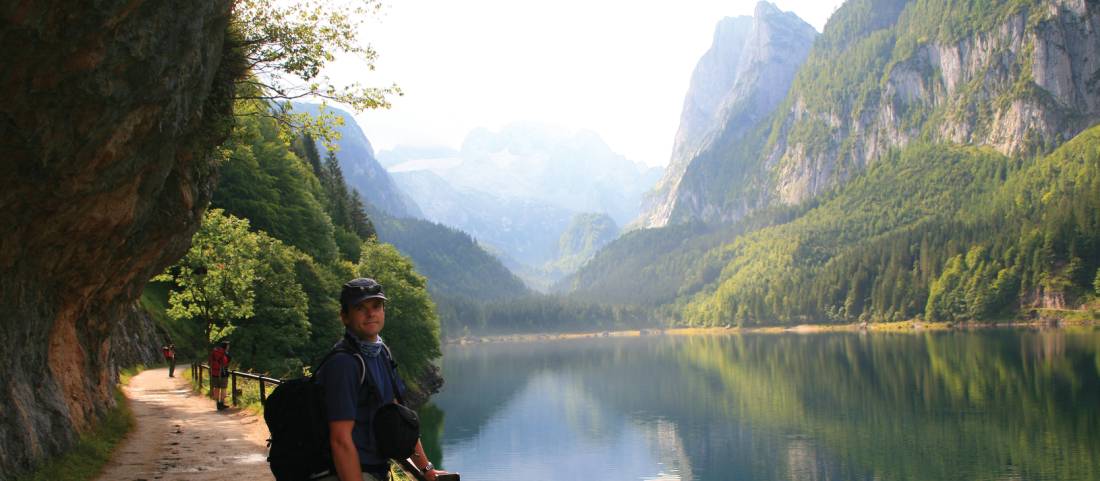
[660,15,754,194]
[643,0,1100,228]
[637,2,817,228]
[0,1,240,476]
[110,304,167,370]
[771,0,1100,205]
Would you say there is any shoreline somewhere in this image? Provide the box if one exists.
[444,318,1099,345]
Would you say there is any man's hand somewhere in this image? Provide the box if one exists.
[428,470,460,481]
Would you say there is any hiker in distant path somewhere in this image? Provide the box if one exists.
[162,343,176,377]
[316,278,451,481]
[209,341,231,411]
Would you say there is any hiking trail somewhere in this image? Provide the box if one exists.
[96,367,273,481]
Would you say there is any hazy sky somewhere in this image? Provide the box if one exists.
[334,0,846,167]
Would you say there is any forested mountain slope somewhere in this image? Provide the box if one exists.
[568,0,1100,326]
[161,103,442,386]
[369,206,531,302]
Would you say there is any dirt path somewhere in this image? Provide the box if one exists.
[96,367,274,481]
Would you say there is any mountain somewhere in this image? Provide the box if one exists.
[387,123,660,281]
[648,0,1100,227]
[376,145,460,169]
[765,0,1100,205]
[448,122,662,226]
[367,205,530,302]
[291,103,423,219]
[567,0,1100,326]
[549,213,619,275]
[390,169,575,267]
[636,2,817,228]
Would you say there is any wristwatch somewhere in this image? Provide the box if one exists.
[421,462,434,473]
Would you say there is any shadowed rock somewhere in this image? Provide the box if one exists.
[0,1,241,476]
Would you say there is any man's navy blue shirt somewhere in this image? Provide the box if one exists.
[315,334,406,466]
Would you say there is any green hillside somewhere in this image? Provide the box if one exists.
[565,0,1100,328]
[147,100,440,378]
[570,127,1100,326]
[370,208,531,302]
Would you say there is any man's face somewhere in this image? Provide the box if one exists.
[342,298,386,341]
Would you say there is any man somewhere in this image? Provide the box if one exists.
[209,341,231,411]
[316,278,450,481]
[162,343,176,377]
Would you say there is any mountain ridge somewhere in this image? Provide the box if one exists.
[637,1,818,228]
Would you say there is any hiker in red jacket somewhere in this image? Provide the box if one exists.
[162,343,176,377]
[209,341,231,411]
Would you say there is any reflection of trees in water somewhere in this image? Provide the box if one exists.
[672,331,1100,481]
[435,331,1100,481]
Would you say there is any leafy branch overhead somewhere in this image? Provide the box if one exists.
[231,0,401,143]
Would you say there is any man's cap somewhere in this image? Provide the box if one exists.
[341,277,388,308]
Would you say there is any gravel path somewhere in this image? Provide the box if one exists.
[96,367,274,481]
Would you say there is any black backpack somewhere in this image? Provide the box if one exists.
[265,341,420,479]
[265,344,364,481]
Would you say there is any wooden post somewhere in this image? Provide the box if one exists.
[231,372,238,406]
[260,379,266,403]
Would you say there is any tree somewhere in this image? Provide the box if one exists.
[228,235,311,376]
[356,241,441,380]
[1094,267,1100,296]
[231,0,400,143]
[154,209,260,342]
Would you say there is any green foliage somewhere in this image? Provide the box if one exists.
[154,209,260,342]
[1094,268,1100,296]
[214,104,339,263]
[356,241,441,378]
[573,125,1100,327]
[692,127,1100,326]
[231,0,400,144]
[371,210,529,302]
[440,294,655,336]
[227,235,312,375]
[140,282,205,359]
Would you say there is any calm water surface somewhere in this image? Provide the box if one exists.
[421,329,1100,481]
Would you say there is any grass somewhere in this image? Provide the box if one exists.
[14,376,138,481]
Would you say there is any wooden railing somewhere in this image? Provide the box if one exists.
[190,362,282,406]
[188,362,435,481]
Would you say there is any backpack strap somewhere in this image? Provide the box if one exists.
[316,336,401,403]
[380,343,405,404]
[311,340,366,386]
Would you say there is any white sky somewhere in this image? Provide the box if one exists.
[333,0,845,167]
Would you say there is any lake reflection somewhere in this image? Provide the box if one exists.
[423,329,1100,481]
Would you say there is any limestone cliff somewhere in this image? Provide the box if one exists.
[0,1,240,476]
[637,2,817,227]
[770,0,1100,205]
[643,0,1100,228]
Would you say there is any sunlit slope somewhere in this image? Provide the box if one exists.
[567,124,1100,325]
[687,125,1100,325]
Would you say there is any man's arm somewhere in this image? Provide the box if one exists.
[329,420,360,481]
[410,438,458,481]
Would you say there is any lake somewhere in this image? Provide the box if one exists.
[420,329,1100,481]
